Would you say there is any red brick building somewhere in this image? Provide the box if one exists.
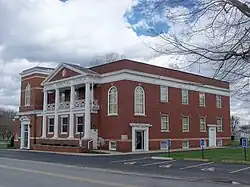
[14,59,231,152]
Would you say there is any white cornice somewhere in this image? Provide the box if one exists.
[100,69,230,96]
[20,69,53,78]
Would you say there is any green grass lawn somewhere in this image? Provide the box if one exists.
[163,148,250,162]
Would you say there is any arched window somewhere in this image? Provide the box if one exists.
[108,86,118,115]
[134,86,145,115]
[25,84,31,106]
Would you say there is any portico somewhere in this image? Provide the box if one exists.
[41,63,100,140]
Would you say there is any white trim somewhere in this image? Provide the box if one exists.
[108,86,118,116]
[182,116,189,132]
[109,141,117,151]
[47,115,54,119]
[17,110,43,116]
[75,113,84,117]
[130,123,151,152]
[134,86,145,116]
[75,115,84,134]
[100,70,230,96]
[20,68,53,78]
[48,117,54,134]
[19,116,31,150]
[60,114,69,118]
[22,76,48,81]
[60,116,68,134]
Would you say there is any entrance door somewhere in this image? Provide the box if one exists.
[135,131,144,150]
[23,124,29,149]
[209,126,216,147]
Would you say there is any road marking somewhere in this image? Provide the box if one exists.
[159,164,172,168]
[0,164,140,187]
[141,160,176,167]
[230,166,250,174]
[111,157,150,163]
[180,162,214,170]
[201,167,215,172]
[124,161,136,165]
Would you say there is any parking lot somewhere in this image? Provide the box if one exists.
[110,156,250,181]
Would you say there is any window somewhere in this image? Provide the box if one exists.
[109,141,116,151]
[182,140,189,149]
[60,92,66,102]
[182,116,189,132]
[61,117,68,134]
[182,89,189,104]
[216,95,222,108]
[134,86,145,115]
[217,118,223,132]
[161,115,169,132]
[199,92,205,107]
[25,84,31,106]
[160,86,168,102]
[200,117,206,132]
[108,86,118,115]
[75,90,80,100]
[48,118,54,134]
[76,116,84,134]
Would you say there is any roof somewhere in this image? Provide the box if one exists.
[63,63,99,75]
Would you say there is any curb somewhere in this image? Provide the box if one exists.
[151,156,173,160]
[183,158,210,162]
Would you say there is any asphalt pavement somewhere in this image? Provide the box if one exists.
[0,155,235,187]
[0,149,249,186]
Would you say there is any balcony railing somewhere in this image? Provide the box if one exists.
[46,99,99,111]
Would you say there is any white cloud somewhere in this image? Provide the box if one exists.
[0,0,247,123]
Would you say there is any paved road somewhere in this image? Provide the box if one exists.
[0,156,233,187]
[0,150,250,186]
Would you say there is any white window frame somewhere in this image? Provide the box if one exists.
[134,86,145,115]
[217,117,223,132]
[109,141,117,151]
[76,115,84,134]
[182,116,189,132]
[160,86,168,102]
[161,114,169,132]
[199,92,205,107]
[108,86,118,115]
[182,140,189,149]
[216,95,222,108]
[61,116,68,134]
[48,116,54,134]
[182,89,189,104]
[200,117,206,132]
[217,138,223,146]
[25,84,31,106]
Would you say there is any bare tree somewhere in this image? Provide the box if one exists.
[131,0,250,99]
[91,52,126,66]
[0,108,16,140]
[230,115,240,136]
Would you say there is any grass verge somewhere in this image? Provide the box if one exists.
[160,148,250,164]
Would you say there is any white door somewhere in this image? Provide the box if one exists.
[209,126,216,147]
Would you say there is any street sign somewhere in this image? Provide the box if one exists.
[242,138,248,148]
[200,138,205,147]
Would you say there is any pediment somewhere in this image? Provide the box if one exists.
[19,116,30,122]
[41,63,98,85]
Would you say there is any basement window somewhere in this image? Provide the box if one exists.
[109,141,117,151]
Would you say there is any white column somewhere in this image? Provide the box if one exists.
[132,128,135,152]
[27,125,31,149]
[144,129,149,151]
[42,90,48,138]
[53,88,60,138]
[84,82,91,139]
[20,124,24,149]
[91,81,94,109]
[69,85,75,138]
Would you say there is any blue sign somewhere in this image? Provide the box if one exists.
[200,138,205,147]
[242,138,248,148]
[167,139,171,146]
[160,141,168,149]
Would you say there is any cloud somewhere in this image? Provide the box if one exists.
[0,0,246,123]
